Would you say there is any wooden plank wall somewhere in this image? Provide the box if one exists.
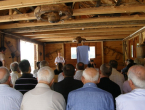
[44,43,64,69]
[103,41,124,71]
[64,42,102,68]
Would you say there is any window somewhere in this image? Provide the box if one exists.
[89,46,95,59]
[71,46,95,59]
[131,45,133,58]
[71,47,77,59]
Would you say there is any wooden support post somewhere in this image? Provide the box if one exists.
[16,39,20,62]
[43,43,45,60]
[101,41,104,64]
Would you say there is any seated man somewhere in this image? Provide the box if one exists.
[40,60,49,68]
[33,61,40,78]
[116,65,145,110]
[10,62,21,87]
[67,68,114,110]
[74,62,84,80]
[15,60,37,94]
[52,64,83,102]
[21,67,66,110]
[0,67,23,110]
[97,63,121,103]
[109,60,125,93]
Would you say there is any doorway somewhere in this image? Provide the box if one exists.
[20,40,36,73]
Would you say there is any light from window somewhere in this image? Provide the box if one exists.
[71,46,95,59]
[71,47,77,59]
[137,43,139,45]
[131,45,133,58]
[89,46,95,59]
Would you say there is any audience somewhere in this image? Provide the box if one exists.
[74,62,84,80]
[0,46,6,66]
[15,60,37,94]
[54,63,63,75]
[97,63,121,104]
[58,72,64,82]
[21,66,66,110]
[87,59,96,68]
[67,68,114,110]
[52,64,83,102]
[116,65,145,110]
[109,60,125,93]
[10,62,21,87]
[0,67,23,110]
[121,59,134,79]
[33,61,40,78]
[40,60,49,68]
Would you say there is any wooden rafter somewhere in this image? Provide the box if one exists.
[1,15,145,29]
[20,27,139,36]
[1,5,145,23]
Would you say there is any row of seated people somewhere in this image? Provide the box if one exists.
[0,59,145,110]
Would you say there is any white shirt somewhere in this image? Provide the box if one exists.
[0,84,23,110]
[0,52,5,61]
[122,80,132,93]
[116,89,145,110]
[74,70,83,80]
[55,56,65,64]
[10,71,21,86]
[109,68,125,93]
[58,72,64,82]
[33,69,38,78]
[21,83,66,110]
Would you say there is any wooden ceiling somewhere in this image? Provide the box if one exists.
[0,0,145,43]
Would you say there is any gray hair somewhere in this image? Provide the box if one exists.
[40,60,49,68]
[10,62,19,72]
[0,67,10,84]
[100,63,112,77]
[82,69,99,82]
[128,65,145,89]
[37,66,54,83]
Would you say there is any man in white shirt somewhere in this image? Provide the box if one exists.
[109,60,124,93]
[10,62,21,87]
[21,66,66,110]
[0,46,6,66]
[116,65,145,110]
[74,62,84,80]
[55,52,65,65]
[33,62,40,78]
[0,67,23,110]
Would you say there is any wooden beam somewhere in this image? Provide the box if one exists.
[20,27,139,36]
[4,21,145,33]
[29,33,129,39]
[1,15,145,29]
[2,5,145,23]
[0,31,43,44]
[0,0,95,10]
[73,5,145,16]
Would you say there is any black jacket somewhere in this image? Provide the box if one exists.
[52,77,83,102]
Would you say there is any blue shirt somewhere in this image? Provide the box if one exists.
[77,46,89,64]
[0,84,23,110]
[67,83,114,110]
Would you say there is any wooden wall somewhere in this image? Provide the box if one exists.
[103,41,124,70]
[44,43,64,69]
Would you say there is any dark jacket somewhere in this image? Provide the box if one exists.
[14,73,38,94]
[97,77,121,102]
[52,77,83,102]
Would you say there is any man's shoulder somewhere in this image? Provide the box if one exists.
[6,86,23,97]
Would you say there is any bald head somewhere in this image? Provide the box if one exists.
[0,67,10,84]
[82,68,99,83]
[128,65,145,89]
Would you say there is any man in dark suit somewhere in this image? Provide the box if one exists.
[52,64,83,102]
[97,63,121,104]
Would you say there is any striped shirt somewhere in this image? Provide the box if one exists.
[0,84,23,110]
[14,73,38,94]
